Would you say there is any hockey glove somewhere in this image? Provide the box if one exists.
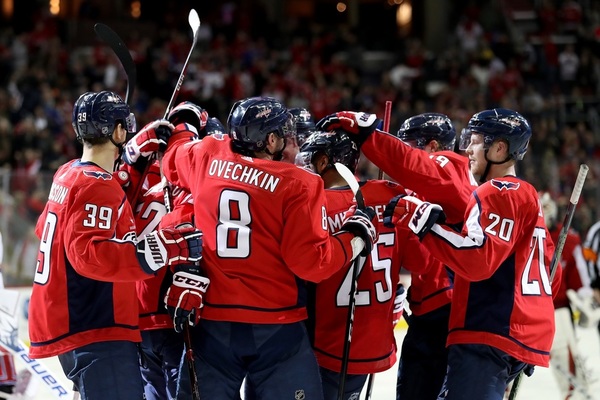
[136,227,203,273]
[165,264,210,333]
[392,283,407,328]
[316,111,382,145]
[383,194,445,240]
[340,205,378,257]
[123,119,174,165]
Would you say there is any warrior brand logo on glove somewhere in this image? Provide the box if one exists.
[146,235,165,266]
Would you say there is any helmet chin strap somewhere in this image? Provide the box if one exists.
[264,136,287,161]
[110,137,126,172]
[479,150,512,183]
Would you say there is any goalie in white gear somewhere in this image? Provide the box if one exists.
[540,192,593,400]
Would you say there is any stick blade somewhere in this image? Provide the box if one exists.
[94,23,137,104]
[188,9,201,34]
[334,162,365,209]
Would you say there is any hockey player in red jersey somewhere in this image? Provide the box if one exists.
[118,100,210,400]
[28,91,202,400]
[317,109,477,400]
[295,129,432,399]
[282,107,316,164]
[392,114,464,400]
[382,108,562,399]
[540,191,593,399]
[160,96,378,399]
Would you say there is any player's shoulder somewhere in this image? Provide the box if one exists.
[68,160,125,201]
[476,176,539,212]
[362,179,407,199]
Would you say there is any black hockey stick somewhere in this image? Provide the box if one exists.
[334,162,368,400]
[93,23,136,104]
[508,164,588,400]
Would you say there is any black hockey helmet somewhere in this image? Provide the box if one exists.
[397,113,456,151]
[227,97,295,153]
[295,129,360,173]
[289,107,316,146]
[459,108,531,161]
[72,91,136,143]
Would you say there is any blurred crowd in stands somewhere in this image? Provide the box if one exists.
[1,0,600,269]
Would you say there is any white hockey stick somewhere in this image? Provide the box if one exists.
[508,164,589,400]
[333,162,368,400]
[0,289,73,399]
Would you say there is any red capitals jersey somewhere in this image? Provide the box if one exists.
[363,131,478,225]
[363,132,479,316]
[29,160,152,359]
[423,176,561,367]
[162,134,356,324]
[311,180,432,374]
[134,126,200,330]
[549,224,588,309]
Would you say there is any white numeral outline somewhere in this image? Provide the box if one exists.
[336,232,395,306]
[522,227,552,295]
[217,190,251,258]
[34,212,57,285]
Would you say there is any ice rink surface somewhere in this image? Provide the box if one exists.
[18,322,600,400]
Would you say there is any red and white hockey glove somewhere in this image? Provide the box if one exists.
[339,205,378,257]
[392,283,407,328]
[136,227,203,273]
[123,119,174,165]
[383,195,445,240]
[316,111,382,145]
[165,264,210,333]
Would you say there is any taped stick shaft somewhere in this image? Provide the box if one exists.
[549,164,589,281]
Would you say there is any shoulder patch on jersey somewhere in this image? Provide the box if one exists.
[490,179,520,191]
[83,170,113,180]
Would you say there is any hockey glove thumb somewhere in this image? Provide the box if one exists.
[383,195,445,240]
[165,264,210,333]
[340,205,378,258]
[316,111,382,146]
[136,227,203,273]
[123,119,174,165]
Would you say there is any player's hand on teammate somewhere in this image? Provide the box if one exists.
[383,194,445,240]
[136,225,203,273]
[316,111,382,145]
[340,205,378,257]
[165,264,210,333]
[123,119,175,165]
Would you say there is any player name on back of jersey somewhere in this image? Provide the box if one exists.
[208,159,280,193]
[48,182,69,204]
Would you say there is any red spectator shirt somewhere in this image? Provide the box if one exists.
[29,160,152,359]
[162,134,356,324]
[424,177,561,367]
[311,180,432,374]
